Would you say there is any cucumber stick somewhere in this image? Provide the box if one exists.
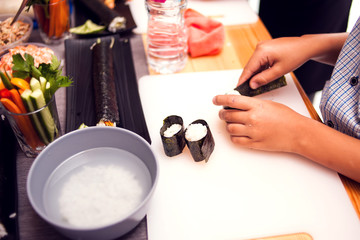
[39,77,47,93]
[30,89,57,143]
[21,89,57,145]
[30,78,41,91]
[21,89,49,145]
[44,82,51,104]
[0,71,13,89]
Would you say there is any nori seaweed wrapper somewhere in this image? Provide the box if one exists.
[234,75,287,97]
[160,115,186,157]
[92,38,120,126]
[224,75,287,109]
[185,119,215,162]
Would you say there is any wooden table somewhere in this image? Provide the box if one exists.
[146,18,360,240]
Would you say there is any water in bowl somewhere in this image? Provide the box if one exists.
[42,147,152,228]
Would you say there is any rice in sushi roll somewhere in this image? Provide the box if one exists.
[185,119,215,162]
[160,115,186,157]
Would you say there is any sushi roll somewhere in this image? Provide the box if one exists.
[76,0,126,33]
[92,37,120,127]
[185,119,215,162]
[160,115,186,157]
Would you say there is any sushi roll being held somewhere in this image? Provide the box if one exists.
[224,75,287,109]
[160,115,186,157]
[234,75,287,97]
[185,119,215,162]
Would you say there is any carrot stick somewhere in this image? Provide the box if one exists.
[0,79,4,90]
[0,98,43,150]
[60,0,70,36]
[48,0,57,37]
[9,89,27,113]
[55,0,63,37]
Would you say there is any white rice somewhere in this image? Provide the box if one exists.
[185,123,207,141]
[225,90,241,95]
[164,124,182,137]
[58,164,143,228]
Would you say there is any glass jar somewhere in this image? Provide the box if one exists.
[33,0,70,45]
[145,0,188,74]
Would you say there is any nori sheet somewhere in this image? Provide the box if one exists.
[234,75,287,97]
[185,119,215,162]
[160,115,186,157]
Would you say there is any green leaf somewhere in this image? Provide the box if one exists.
[50,55,61,70]
[11,54,31,79]
[11,52,72,97]
[30,65,42,79]
[24,53,35,66]
[11,54,28,71]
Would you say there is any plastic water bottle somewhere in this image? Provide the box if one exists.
[146,0,188,74]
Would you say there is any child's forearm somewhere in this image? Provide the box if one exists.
[301,33,348,66]
[293,117,360,182]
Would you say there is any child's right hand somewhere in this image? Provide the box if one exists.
[238,37,310,89]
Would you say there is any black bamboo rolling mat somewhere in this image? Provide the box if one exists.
[65,36,151,144]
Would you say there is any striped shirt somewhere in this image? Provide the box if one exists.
[320,17,360,138]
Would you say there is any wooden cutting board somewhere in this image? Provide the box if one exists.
[138,69,360,240]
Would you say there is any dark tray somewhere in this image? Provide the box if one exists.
[72,0,136,38]
[64,35,151,144]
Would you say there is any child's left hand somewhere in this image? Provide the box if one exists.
[212,94,309,152]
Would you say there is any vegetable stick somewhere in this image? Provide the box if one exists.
[54,0,61,37]
[48,0,57,37]
[61,0,70,36]
[0,89,11,99]
[0,79,5,90]
[54,0,68,38]
[9,89,27,113]
[10,78,30,90]
[60,2,65,37]
[49,0,64,38]
[10,78,30,91]
[0,98,42,149]
[0,71,13,89]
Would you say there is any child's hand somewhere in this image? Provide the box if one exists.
[212,94,307,152]
[238,37,309,89]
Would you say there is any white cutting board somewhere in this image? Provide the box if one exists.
[127,0,258,34]
[138,70,360,240]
